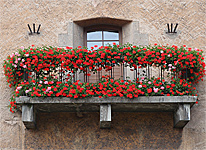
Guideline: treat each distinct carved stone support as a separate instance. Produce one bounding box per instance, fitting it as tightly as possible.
[100,104,111,128]
[174,104,190,128]
[22,105,36,129]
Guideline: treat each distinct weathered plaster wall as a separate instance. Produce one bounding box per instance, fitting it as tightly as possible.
[0,0,205,149]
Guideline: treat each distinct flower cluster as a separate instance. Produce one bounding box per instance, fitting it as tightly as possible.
[3,44,205,112]
[14,76,196,99]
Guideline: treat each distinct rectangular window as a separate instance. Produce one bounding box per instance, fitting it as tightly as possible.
[83,25,122,83]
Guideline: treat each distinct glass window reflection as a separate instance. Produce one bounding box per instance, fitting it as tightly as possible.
[103,31,119,40]
[87,31,102,40]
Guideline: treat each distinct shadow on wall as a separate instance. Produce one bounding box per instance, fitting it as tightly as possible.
[25,112,182,149]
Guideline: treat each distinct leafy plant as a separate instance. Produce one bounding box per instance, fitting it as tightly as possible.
[3,44,205,113]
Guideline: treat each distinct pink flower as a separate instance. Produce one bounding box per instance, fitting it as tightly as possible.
[20,46,24,49]
[47,87,51,91]
[23,65,27,68]
[160,86,164,90]
[153,87,159,93]
[16,86,22,90]
[25,90,30,93]
[10,53,15,57]
[148,81,151,84]
[138,85,142,88]
[44,81,48,84]
[22,59,25,62]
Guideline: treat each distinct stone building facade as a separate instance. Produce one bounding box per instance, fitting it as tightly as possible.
[0,0,205,149]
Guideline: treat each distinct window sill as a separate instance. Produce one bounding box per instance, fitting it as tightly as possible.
[16,96,197,129]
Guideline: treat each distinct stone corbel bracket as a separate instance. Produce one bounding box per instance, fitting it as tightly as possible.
[16,96,197,129]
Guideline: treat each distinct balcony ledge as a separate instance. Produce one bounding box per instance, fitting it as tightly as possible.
[16,96,197,129]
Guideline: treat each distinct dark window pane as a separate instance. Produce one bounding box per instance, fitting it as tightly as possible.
[87,31,102,40]
[103,31,119,40]
[87,42,103,50]
[104,41,119,46]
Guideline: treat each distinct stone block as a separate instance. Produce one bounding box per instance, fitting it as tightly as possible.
[100,104,111,128]
[174,104,190,128]
[22,105,36,129]
[73,23,84,48]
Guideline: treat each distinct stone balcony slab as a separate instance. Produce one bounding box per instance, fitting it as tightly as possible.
[16,96,197,129]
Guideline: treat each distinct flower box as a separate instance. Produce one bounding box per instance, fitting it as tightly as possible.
[3,44,204,129]
[16,96,197,129]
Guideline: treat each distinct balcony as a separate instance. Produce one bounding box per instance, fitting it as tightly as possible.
[3,44,205,129]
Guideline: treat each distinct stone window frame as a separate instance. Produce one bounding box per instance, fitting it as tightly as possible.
[58,17,149,48]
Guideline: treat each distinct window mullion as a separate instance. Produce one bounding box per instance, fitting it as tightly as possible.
[102,30,104,46]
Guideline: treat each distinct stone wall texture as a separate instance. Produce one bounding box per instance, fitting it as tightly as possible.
[0,0,206,149]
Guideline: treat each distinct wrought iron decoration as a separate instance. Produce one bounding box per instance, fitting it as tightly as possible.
[166,23,178,33]
[28,24,41,35]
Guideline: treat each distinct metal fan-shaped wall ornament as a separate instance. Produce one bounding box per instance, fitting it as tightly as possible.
[166,23,178,34]
[28,24,41,35]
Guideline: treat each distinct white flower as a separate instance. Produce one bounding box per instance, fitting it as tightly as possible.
[16,86,22,90]
[25,90,30,93]
[168,64,172,67]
